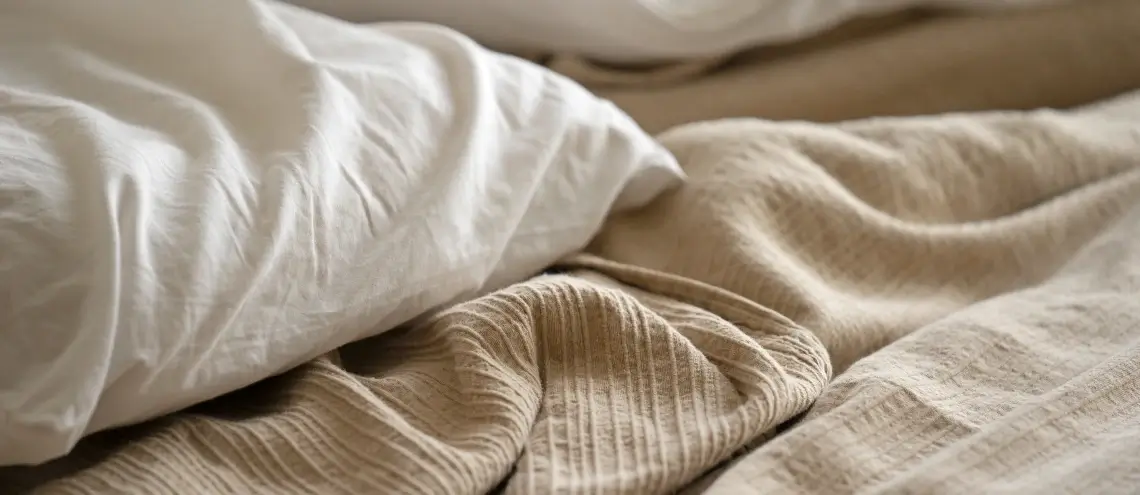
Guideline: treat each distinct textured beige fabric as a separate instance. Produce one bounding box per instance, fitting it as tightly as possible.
[702,206,1140,494]
[691,96,1140,495]
[597,107,1140,493]
[5,98,1140,493]
[558,0,1140,133]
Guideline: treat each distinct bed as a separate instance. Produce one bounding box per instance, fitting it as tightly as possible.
[559,0,1140,133]
[2,0,1140,494]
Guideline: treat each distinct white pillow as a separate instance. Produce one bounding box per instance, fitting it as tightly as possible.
[0,0,681,466]
[285,0,1068,62]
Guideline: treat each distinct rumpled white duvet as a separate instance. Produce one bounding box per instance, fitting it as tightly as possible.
[0,0,681,466]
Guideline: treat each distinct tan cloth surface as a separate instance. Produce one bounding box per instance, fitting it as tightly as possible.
[601,107,1140,494]
[702,201,1140,494]
[556,0,1140,133]
[6,90,1140,493]
[690,95,1140,494]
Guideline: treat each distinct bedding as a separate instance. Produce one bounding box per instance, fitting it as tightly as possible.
[6,89,1140,493]
[700,203,1140,494]
[285,0,1064,62]
[697,98,1140,495]
[560,0,1140,133]
[0,0,680,466]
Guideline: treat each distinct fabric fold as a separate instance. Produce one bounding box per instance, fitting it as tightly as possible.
[7,92,1140,494]
[704,200,1140,494]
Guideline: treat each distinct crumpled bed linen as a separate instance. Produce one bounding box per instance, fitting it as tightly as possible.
[0,0,679,466]
[6,88,1140,494]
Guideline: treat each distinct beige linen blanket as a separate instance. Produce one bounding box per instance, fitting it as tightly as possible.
[554,0,1140,133]
[6,95,1140,493]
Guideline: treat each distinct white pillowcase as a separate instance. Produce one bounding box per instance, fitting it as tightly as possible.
[286,0,1067,62]
[0,0,681,466]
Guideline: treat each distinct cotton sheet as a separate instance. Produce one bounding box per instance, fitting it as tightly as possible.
[0,0,679,466]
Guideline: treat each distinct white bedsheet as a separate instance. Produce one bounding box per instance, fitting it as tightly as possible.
[0,0,680,466]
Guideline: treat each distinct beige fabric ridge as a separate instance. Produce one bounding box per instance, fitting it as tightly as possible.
[5,90,1140,493]
[703,187,1140,494]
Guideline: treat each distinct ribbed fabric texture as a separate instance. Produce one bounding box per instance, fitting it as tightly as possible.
[4,266,831,494]
[706,230,1140,494]
[5,95,1140,494]
[590,106,1140,493]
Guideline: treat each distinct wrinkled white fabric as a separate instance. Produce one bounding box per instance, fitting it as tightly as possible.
[0,0,681,466]
[287,0,1068,62]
